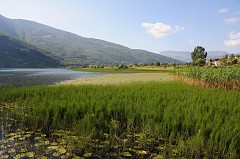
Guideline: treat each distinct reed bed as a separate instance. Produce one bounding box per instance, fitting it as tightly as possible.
[0,81,239,158]
[173,66,240,90]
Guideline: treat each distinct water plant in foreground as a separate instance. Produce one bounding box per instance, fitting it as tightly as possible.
[0,81,239,158]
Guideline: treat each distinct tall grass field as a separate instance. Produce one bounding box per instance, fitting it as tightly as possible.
[0,81,239,158]
[173,66,240,90]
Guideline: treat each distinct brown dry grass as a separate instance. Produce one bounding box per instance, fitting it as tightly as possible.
[174,75,240,91]
[59,73,173,85]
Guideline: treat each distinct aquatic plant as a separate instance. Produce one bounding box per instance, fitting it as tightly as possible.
[0,81,239,158]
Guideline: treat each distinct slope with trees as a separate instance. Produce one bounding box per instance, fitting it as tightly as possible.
[0,34,59,68]
[0,15,182,66]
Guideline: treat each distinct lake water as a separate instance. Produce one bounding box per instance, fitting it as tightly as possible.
[0,68,104,87]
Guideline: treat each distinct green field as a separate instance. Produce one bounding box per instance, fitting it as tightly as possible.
[1,80,239,158]
[173,66,240,90]
[70,67,172,73]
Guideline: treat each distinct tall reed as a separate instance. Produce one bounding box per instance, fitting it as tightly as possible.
[173,66,240,90]
[0,81,239,158]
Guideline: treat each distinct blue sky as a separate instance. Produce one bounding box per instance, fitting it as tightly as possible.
[0,0,240,53]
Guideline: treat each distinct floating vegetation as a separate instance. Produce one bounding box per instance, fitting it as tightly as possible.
[59,73,173,85]
[0,129,83,158]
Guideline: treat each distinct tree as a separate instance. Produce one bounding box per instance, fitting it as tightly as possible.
[196,58,205,66]
[155,61,160,66]
[229,53,235,59]
[118,64,128,69]
[231,58,238,65]
[191,46,207,66]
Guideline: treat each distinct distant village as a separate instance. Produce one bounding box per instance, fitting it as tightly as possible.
[206,53,240,66]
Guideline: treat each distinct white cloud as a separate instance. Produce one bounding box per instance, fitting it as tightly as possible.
[224,32,240,46]
[218,8,229,13]
[142,22,183,38]
[224,17,240,23]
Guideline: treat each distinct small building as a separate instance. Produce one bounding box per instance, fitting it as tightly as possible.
[214,60,222,66]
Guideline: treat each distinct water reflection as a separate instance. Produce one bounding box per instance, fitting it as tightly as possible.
[0,68,104,87]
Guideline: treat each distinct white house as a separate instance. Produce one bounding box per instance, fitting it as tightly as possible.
[214,61,222,66]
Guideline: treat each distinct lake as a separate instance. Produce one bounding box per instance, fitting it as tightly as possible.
[0,68,104,87]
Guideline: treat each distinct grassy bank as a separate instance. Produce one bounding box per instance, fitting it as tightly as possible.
[1,81,239,158]
[70,67,173,73]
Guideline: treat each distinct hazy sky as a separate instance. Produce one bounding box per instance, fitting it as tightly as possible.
[0,0,240,53]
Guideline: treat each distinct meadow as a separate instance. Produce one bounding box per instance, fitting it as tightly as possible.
[0,78,239,158]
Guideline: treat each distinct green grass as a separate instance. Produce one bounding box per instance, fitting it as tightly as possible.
[1,81,239,158]
[173,66,240,90]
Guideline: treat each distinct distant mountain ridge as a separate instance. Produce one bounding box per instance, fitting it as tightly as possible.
[0,34,59,68]
[0,15,183,66]
[159,50,229,62]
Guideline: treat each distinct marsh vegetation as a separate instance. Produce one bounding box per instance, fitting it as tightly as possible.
[174,66,240,90]
[0,77,239,158]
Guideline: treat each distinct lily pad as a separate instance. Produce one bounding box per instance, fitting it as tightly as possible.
[1,155,9,159]
[15,153,26,158]
[26,151,35,157]
[51,142,58,146]
[19,137,25,141]
[20,148,27,153]
[70,136,79,140]
[34,136,42,140]
[123,152,132,157]
[138,150,148,155]
[53,152,60,157]
[134,133,143,137]
[47,145,59,150]
[83,153,92,157]
[8,137,15,141]
[8,148,16,153]
[44,140,50,145]
[58,138,67,145]
[34,143,43,147]
[57,147,67,154]
[72,156,82,159]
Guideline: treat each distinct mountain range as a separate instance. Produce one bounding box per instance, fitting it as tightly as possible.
[0,33,58,68]
[0,15,183,67]
[159,50,229,62]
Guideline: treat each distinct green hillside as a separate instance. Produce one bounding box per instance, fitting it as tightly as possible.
[0,34,59,68]
[0,15,183,66]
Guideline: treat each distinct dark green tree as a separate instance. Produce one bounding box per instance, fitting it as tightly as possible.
[118,64,128,69]
[191,46,207,66]
[155,61,160,66]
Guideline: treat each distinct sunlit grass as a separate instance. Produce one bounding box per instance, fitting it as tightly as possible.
[0,81,239,158]
[173,66,240,90]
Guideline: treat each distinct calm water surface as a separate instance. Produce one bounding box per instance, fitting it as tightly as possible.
[0,68,104,87]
